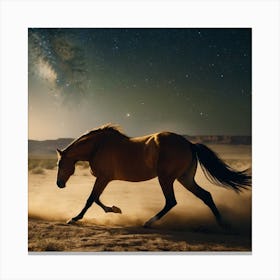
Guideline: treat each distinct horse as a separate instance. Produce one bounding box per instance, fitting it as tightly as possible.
[56,124,251,227]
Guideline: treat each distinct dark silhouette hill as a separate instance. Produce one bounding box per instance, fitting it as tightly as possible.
[28,136,251,157]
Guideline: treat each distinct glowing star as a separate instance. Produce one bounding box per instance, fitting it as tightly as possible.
[126,113,131,117]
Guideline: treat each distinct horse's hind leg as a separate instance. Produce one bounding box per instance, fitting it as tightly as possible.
[178,174,223,226]
[144,176,177,228]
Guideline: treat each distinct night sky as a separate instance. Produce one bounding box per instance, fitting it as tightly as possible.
[28,28,251,140]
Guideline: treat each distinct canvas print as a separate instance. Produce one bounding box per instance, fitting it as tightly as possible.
[28,28,252,252]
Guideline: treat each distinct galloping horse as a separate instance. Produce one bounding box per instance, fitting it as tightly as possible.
[56,124,251,227]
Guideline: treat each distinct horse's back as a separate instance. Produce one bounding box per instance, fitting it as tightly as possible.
[133,131,194,177]
[91,133,159,181]
[89,131,193,182]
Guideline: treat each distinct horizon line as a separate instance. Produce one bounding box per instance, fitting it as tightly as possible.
[28,134,252,141]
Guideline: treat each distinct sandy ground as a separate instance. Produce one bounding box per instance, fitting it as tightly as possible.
[28,145,252,252]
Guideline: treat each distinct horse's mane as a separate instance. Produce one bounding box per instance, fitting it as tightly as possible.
[99,123,126,135]
[63,124,128,152]
[91,123,128,138]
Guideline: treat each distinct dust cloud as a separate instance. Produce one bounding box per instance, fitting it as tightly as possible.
[28,145,251,234]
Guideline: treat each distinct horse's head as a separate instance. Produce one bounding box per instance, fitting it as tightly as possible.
[56,149,75,188]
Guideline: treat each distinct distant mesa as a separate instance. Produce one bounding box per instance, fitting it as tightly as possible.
[28,135,251,157]
[28,138,73,157]
[185,135,251,145]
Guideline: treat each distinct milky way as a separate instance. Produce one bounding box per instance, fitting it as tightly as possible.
[28,28,251,139]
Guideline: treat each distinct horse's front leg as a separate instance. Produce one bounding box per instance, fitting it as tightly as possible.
[67,177,109,224]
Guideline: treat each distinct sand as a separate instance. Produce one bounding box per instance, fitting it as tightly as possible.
[28,145,252,252]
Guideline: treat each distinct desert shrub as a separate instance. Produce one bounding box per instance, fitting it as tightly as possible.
[76,161,89,169]
[28,159,39,170]
[30,167,45,175]
[40,159,57,170]
[28,158,57,170]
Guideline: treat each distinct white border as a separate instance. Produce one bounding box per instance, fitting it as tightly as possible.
[1,0,279,279]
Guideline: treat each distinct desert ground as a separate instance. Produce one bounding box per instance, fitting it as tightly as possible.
[28,144,251,252]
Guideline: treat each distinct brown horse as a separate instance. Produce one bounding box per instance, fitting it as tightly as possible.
[56,124,251,227]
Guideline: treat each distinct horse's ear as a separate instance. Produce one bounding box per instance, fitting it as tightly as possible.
[56,149,62,156]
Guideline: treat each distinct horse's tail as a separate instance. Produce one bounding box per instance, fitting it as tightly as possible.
[192,143,251,192]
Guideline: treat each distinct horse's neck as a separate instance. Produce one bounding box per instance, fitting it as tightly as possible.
[67,131,126,161]
[67,137,98,161]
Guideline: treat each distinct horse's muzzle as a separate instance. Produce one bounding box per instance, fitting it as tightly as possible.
[57,180,65,188]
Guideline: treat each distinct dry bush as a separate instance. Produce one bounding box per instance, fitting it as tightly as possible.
[28,159,38,170]
[30,167,46,175]
[29,158,89,171]
[76,161,89,169]
[41,159,57,170]
[29,158,57,171]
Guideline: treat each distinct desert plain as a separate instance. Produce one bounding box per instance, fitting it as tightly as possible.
[28,144,251,252]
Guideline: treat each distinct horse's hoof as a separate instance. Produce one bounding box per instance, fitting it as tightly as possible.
[219,219,232,231]
[143,222,152,228]
[66,218,76,225]
[112,206,122,214]
[143,217,157,228]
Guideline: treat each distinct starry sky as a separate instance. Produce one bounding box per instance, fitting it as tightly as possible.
[28,28,251,140]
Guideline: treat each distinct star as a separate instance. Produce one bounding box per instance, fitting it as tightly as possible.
[28,28,251,139]
[199,111,209,118]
